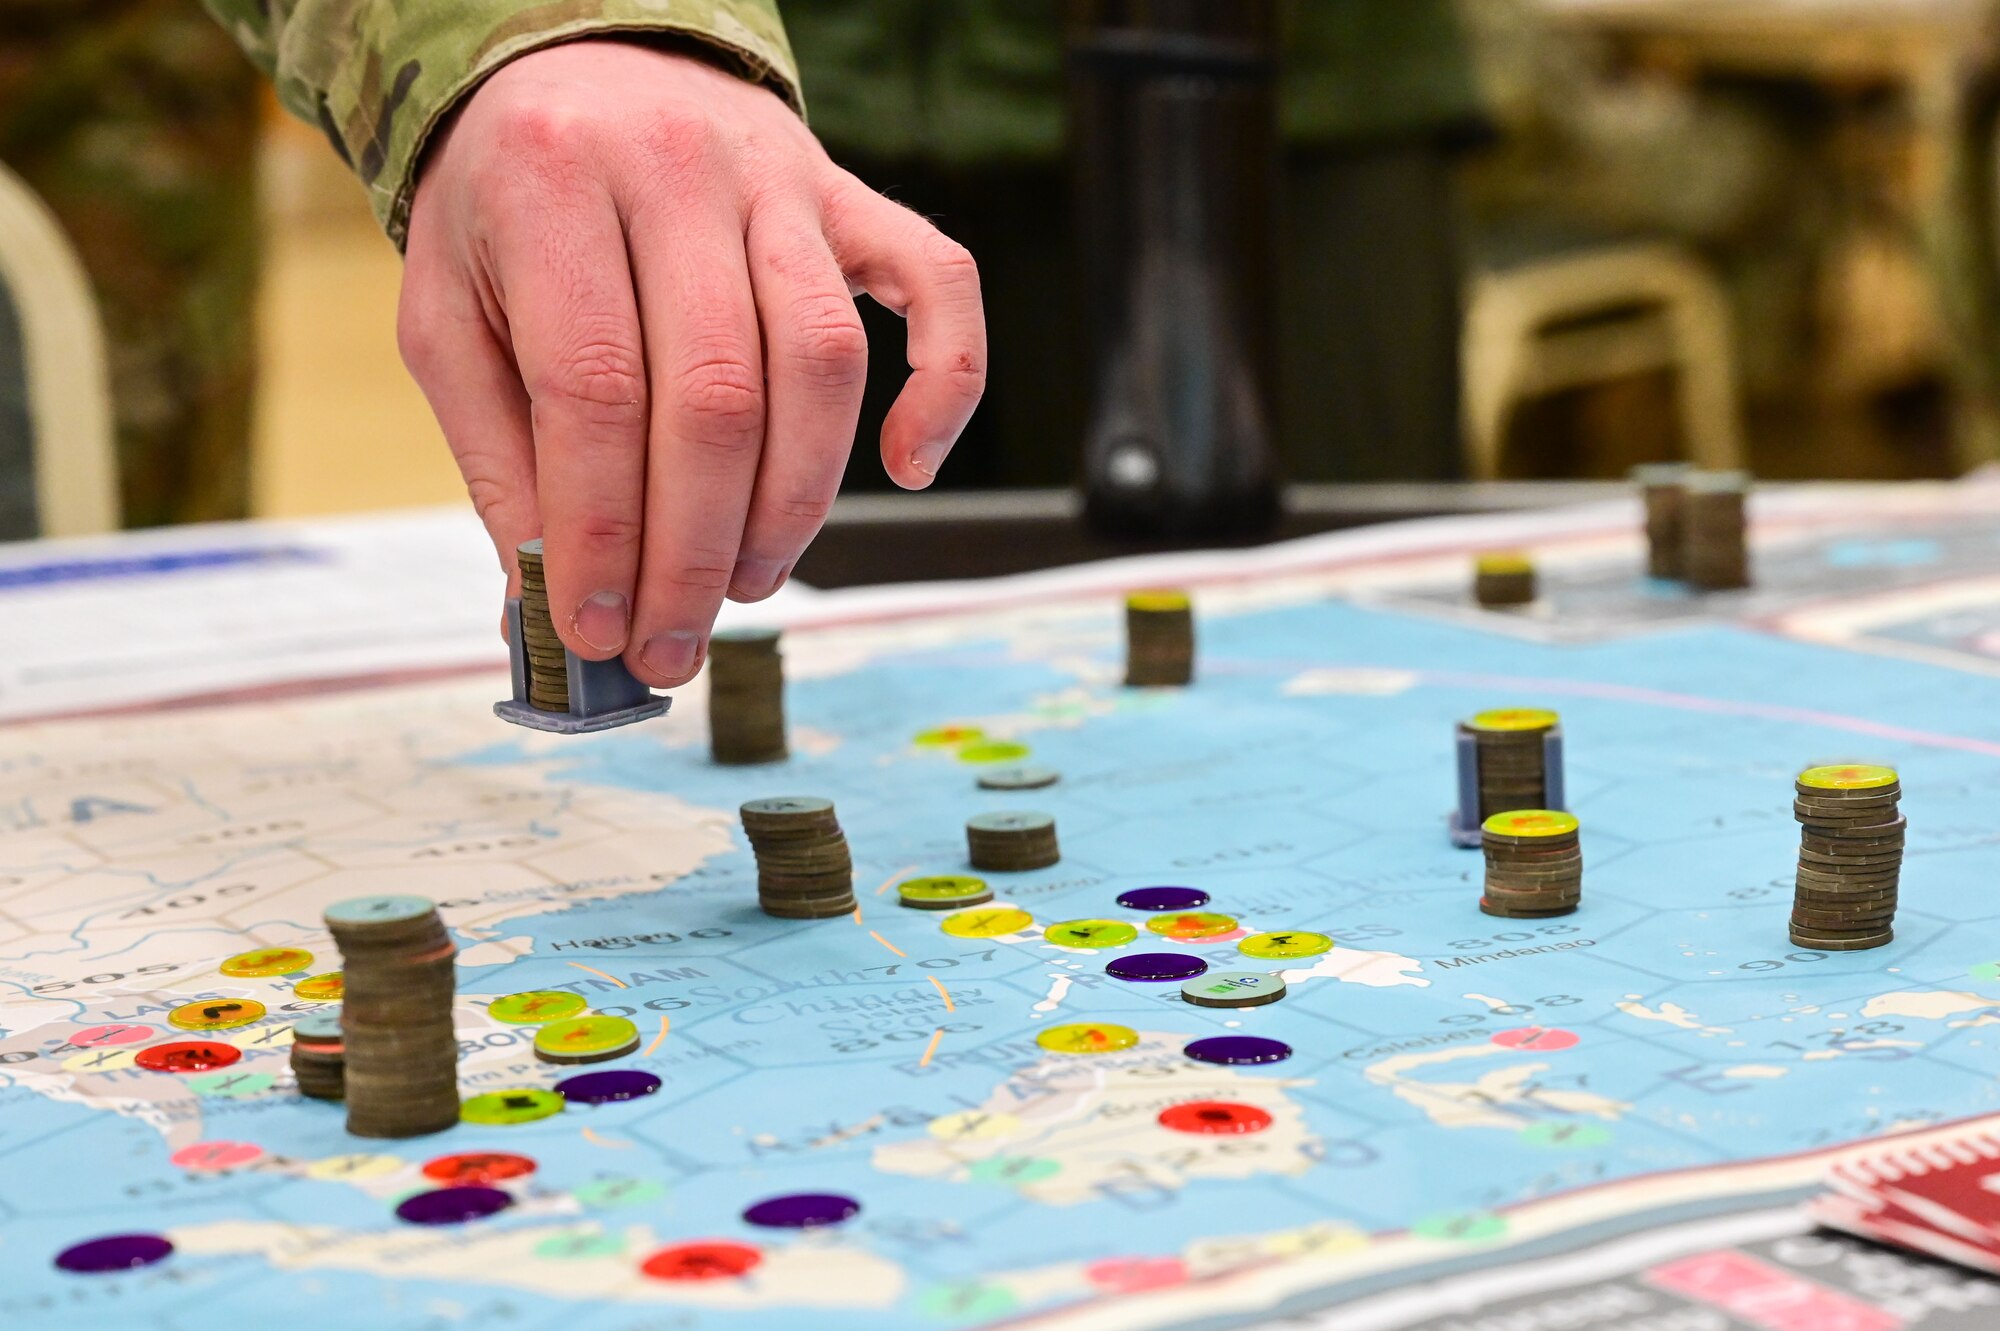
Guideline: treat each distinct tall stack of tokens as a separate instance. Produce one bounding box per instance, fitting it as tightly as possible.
[708,629,787,765]
[289,1011,345,1101]
[1125,590,1195,686]
[1472,552,1536,608]
[1632,462,1691,580]
[741,797,855,918]
[323,895,460,1138]
[1461,708,1558,820]
[1480,810,1583,918]
[516,539,570,713]
[1791,764,1903,951]
[966,811,1061,871]
[1682,470,1752,590]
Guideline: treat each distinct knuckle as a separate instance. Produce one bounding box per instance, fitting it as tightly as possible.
[919,230,980,284]
[637,105,721,182]
[530,338,648,422]
[661,559,736,596]
[570,512,644,549]
[674,355,764,440]
[493,103,589,165]
[787,298,868,388]
[769,492,836,524]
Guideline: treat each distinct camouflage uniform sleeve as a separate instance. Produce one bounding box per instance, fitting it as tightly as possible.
[200,0,801,249]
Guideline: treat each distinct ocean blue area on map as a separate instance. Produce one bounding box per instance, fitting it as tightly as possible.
[13,596,2000,1330]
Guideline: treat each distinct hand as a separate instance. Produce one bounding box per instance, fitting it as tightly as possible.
[398,41,986,686]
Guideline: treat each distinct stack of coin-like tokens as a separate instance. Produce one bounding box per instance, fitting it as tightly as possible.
[516,538,570,713]
[966,811,1060,872]
[708,628,787,765]
[1480,810,1583,918]
[1472,552,1536,608]
[1632,462,1691,581]
[742,797,855,918]
[323,894,460,1137]
[1461,708,1558,820]
[289,1011,345,1101]
[1125,590,1195,686]
[1682,470,1751,590]
[1791,764,1903,951]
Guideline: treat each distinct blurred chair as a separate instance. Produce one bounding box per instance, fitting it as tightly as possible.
[0,159,117,539]
[1463,241,1746,479]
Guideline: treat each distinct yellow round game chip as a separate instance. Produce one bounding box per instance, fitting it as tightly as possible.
[1145,911,1239,941]
[1481,810,1580,839]
[1042,919,1138,950]
[915,725,986,749]
[293,972,344,1001]
[1474,552,1532,576]
[489,991,589,1025]
[533,1015,640,1060]
[168,998,267,1032]
[1467,709,1559,733]
[1035,1023,1140,1055]
[220,947,313,978]
[1126,590,1191,613]
[1798,764,1898,791]
[1238,932,1334,960]
[461,1088,565,1126]
[957,741,1031,765]
[941,907,1033,939]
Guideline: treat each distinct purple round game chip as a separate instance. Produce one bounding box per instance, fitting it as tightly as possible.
[741,1192,861,1229]
[395,1186,515,1225]
[54,1233,174,1274]
[1116,886,1209,913]
[1184,1035,1293,1066]
[556,1069,663,1104]
[1107,952,1209,983]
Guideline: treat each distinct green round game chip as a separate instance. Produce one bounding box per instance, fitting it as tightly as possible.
[1042,919,1138,950]
[574,1176,668,1208]
[534,1231,629,1260]
[461,1088,566,1126]
[957,741,1031,765]
[1238,931,1334,960]
[919,1284,1019,1321]
[1520,1121,1611,1150]
[1412,1211,1508,1243]
[967,1156,1061,1186]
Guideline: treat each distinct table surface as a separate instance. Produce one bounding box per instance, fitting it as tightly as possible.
[7,481,2000,1329]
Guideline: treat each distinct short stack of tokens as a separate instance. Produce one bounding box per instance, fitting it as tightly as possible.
[966,811,1060,872]
[1472,552,1536,608]
[323,895,460,1138]
[1632,462,1691,581]
[1125,589,1195,687]
[516,538,570,713]
[1791,764,1903,951]
[707,628,787,765]
[741,797,855,919]
[1462,708,1558,820]
[289,1011,345,1101]
[1480,810,1583,918]
[1682,470,1752,591]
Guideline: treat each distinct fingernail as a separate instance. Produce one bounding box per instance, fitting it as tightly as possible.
[731,558,788,601]
[640,630,702,682]
[909,441,953,478]
[571,591,630,653]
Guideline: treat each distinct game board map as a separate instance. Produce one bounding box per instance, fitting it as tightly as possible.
[15,477,2000,1329]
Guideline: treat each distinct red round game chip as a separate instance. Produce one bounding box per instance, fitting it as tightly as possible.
[1157,1101,1273,1135]
[1490,1026,1579,1053]
[420,1152,537,1186]
[640,1241,763,1281]
[135,1041,242,1074]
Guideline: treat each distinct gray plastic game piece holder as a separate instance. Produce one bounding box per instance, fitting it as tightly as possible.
[1448,727,1565,849]
[493,597,671,734]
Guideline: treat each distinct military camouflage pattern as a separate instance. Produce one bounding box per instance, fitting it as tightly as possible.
[201,0,801,248]
[0,1,262,527]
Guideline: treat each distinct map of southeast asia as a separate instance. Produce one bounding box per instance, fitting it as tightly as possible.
[12,483,2000,1330]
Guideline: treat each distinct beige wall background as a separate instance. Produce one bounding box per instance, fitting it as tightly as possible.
[252,117,463,518]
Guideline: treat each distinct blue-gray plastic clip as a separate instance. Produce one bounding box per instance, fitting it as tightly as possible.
[1449,726,1565,848]
[493,598,671,734]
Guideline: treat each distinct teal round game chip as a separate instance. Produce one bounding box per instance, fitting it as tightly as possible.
[324,894,436,926]
[977,766,1061,791]
[290,1011,343,1044]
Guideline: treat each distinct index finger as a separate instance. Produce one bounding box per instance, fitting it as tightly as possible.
[822,175,987,488]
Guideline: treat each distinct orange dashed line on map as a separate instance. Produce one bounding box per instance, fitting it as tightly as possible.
[581,1128,632,1150]
[869,931,906,958]
[646,1016,670,1055]
[565,962,626,988]
[853,903,864,926]
[928,976,956,1012]
[919,1028,944,1067]
[875,865,918,897]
